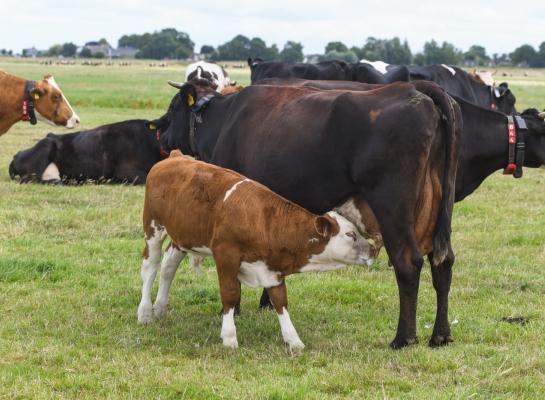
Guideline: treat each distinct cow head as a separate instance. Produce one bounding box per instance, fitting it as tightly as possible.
[306,212,374,268]
[157,78,218,154]
[32,75,80,128]
[520,108,545,167]
[9,133,61,183]
[493,82,517,115]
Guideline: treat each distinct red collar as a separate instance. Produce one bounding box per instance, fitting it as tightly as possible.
[21,80,37,124]
[155,129,170,158]
[503,115,527,178]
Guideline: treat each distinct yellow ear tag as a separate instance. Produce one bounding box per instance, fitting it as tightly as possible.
[34,93,40,100]
[187,93,195,107]
[149,123,156,130]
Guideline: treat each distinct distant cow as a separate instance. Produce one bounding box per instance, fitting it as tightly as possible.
[138,150,374,349]
[8,120,166,184]
[248,58,350,83]
[185,61,232,92]
[0,71,80,136]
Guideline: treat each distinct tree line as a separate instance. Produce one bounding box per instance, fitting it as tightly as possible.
[7,28,545,67]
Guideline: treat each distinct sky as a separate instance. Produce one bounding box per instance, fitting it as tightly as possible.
[1,0,544,56]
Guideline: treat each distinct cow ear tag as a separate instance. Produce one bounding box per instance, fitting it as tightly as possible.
[187,93,195,107]
[149,123,156,130]
[34,93,40,100]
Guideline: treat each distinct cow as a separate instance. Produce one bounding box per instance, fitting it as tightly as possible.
[138,150,375,349]
[249,59,516,114]
[0,70,80,136]
[8,119,166,184]
[152,78,461,348]
[185,61,233,92]
[248,58,350,83]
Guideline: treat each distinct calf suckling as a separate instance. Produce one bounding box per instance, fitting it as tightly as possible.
[137,150,374,350]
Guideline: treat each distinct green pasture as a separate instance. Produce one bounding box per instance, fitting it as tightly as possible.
[0,59,544,399]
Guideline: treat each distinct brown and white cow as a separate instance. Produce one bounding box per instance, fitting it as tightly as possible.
[0,70,80,136]
[137,150,374,350]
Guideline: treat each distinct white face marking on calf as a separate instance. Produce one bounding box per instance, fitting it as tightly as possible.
[360,59,389,75]
[277,307,305,350]
[46,77,80,128]
[221,308,238,348]
[223,178,251,202]
[301,211,374,272]
[237,261,281,288]
[41,162,60,181]
[441,64,456,76]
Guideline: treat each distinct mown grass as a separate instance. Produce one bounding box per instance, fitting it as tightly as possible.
[0,59,544,399]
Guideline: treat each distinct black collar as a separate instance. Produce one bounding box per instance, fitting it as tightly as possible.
[188,93,217,159]
[503,115,527,178]
[21,81,37,125]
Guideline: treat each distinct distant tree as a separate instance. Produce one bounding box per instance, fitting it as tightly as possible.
[0,49,6,56]
[47,44,63,57]
[249,37,278,60]
[510,44,538,67]
[323,50,358,63]
[356,37,412,64]
[200,45,215,54]
[94,51,105,59]
[98,38,109,46]
[217,35,251,60]
[536,42,545,67]
[325,41,348,54]
[61,42,77,57]
[79,48,92,58]
[421,40,462,65]
[464,45,489,66]
[134,28,194,59]
[350,45,364,60]
[118,33,152,49]
[279,41,304,63]
[413,53,425,65]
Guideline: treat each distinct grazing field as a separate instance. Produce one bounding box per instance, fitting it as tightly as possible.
[0,58,544,399]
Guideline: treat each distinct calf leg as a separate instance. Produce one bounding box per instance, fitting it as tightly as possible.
[267,281,304,350]
[215,253,242,348]
[154,243,186,318]
[259,289,274,310]
[428,246,455,347]
[137,224,165,324]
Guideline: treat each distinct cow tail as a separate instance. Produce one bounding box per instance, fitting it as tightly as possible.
[413,81,461,265]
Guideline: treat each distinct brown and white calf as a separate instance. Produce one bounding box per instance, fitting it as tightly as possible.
[0,70,80,136]
[137,151,374,350]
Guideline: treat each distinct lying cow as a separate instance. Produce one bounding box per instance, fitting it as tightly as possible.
[138,150,374,350]
[0,71,80,136]
[9,119,166,184]
[185,61,233,92]
[248,58,350,82]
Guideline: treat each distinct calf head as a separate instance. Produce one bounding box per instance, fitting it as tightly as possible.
[32,75,80,128]
[306,211,374,269]
[521,108,545,167]
[9,134,60,183]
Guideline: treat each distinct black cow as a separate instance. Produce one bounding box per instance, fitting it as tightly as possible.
[9,120,166,184]
[250,59,516,114]
[153,78,461,348]
[248,58,350,83]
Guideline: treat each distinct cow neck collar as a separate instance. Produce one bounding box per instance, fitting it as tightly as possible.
[188,93,217,160]
[21,80,38,125]
[503,115,527,178]
[154,128,170,158]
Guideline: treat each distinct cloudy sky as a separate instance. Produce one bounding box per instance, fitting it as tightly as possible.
[1,0,543,55]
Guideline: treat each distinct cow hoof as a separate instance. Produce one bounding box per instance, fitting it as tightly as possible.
[389,336,418,349]
[153,302,168,318]
[429,334,453,347]
[222,335,239,349]
[286,339,305,351]
[137,304,153,324]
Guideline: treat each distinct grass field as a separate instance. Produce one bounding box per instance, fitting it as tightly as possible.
[0,58,544,399]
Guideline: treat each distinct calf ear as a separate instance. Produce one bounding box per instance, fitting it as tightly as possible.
[314,216,333,238]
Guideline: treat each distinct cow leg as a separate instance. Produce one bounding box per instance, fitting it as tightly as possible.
[367,199,423,349]
[215,253,242,348]
[154,243,186,318]
[267,281,304,350]
[259,289,274,310]
[428,246,455,347]
[137,225,165,324]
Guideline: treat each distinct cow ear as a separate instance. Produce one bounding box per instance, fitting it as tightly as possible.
[31,87,44,100]
[180,84,198,108]
[314,216,333,238]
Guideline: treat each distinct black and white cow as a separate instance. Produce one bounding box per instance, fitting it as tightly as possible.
[185,61,233,92]
[9,119,167,184]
